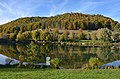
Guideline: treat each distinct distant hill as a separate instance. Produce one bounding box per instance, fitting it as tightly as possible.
[0,13,119,33]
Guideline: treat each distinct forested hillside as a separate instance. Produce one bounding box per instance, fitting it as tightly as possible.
[0,13,119,42]
[0,13,120,34]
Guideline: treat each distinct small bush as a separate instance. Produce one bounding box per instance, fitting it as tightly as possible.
[89,57,100,69]
[50,58,60,69]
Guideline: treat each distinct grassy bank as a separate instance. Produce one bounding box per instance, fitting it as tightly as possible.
[0,68,120,79]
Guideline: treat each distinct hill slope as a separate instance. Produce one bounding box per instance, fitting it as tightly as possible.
[0,13,119,34]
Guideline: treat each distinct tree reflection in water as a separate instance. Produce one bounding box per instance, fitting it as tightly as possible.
[0,42,120,69]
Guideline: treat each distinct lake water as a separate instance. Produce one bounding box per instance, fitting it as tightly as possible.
[0,43,120,69]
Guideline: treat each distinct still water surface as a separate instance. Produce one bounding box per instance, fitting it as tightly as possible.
[0,43,120,68]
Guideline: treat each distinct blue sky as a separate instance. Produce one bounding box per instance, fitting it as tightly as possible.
[0,0,120,25]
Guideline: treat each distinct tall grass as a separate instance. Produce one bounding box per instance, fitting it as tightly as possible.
[0,68,120,79]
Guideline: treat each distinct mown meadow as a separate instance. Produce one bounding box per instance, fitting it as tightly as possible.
[0,68,120,79]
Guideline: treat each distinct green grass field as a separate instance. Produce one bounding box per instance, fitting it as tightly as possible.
[0,68,120,79]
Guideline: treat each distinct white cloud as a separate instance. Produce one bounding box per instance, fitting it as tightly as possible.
[0,0,59,24]
[0,0,120,24]
[106,2,120,21]
[77,1,105,12]
[49,0,68,16]
[73,0,120,22]
[0,1,32,25]
[0,0,54,25]
[49,0,105,16]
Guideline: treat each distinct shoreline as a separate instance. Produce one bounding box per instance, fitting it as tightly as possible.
[0,40,119,47]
